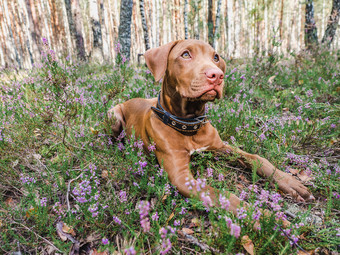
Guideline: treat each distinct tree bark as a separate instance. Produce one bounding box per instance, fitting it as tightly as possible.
[321,0,340,47]
[184,0,188,39]
[89,0,103,63]
[213,0,222,49]
[118,0,133,60]
[140,0,150,51]
[305,0,318,49]
[208,0,213,46]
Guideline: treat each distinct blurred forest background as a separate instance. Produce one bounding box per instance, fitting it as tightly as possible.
[0,0,339,69]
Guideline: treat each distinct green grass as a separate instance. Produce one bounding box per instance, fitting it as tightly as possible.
[0,43,339,254]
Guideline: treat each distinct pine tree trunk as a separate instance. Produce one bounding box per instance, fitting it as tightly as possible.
[305,0,318,49]
[321,0,340,47]
[89,0,103,63]
[118,0,133,60]
[184,0,188,39]
[213,0,222,49]
[140,0,150,51]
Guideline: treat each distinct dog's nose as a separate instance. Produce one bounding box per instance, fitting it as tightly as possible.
[205,68,224,84]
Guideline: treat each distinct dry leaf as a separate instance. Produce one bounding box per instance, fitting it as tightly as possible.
[182,228,194,235]
[241,235,255,255]
[239,174,250,184]
[162,194,168,204]
[166,212,175,224]
[282,108,289,112]
[89,249,109,255]
[25,207,38,218]
[90,127,99,135]
[297,250,313,255]
[189,218,199,228]
[101,170,108,179]
[268,75,276,84]
[62,222,76,236]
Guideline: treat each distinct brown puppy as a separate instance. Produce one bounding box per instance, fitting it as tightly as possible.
[108,39,314,215]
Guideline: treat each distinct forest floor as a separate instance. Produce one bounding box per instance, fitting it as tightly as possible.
[0,44,339,254]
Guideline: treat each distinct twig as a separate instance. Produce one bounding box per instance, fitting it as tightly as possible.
[276,224,309,255]
[12,221,62,252]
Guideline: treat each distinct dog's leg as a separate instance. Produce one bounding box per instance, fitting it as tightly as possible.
[215,144,314,202]
[106,104,126,138]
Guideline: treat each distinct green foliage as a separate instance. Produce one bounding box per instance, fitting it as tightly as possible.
[0,41,339,254]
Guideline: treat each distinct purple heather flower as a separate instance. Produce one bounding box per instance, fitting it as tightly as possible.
[230,223,241,238]
[138,201,151,232]
[113,216,121,225]
[119,191,128,202]
[206,167,213,177]
[152,212,159,221]
[40,197,47,207]
[174,220,180,226]
[124,246,136,255]
[102,238,109,245]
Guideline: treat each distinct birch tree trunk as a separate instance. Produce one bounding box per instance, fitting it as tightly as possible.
[118,0,133,60]
[139,0,150,51]
[321,0,340,47]
[208,0,213,46]
[89,0,103,63]
[213,0,222,49]
[184,0,188,39]
[305,0,318,49]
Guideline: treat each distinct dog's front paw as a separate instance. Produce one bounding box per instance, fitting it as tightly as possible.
[275,172,315,202]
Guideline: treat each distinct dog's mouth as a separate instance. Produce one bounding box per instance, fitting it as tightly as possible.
[185,89,219,101]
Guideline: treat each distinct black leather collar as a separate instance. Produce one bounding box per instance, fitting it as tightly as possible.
[151,93,208,136]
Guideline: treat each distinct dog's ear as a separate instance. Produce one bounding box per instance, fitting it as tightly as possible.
[144,41,179,82]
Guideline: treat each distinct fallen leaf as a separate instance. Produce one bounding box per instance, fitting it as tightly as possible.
[241,235,254,255]
[268,75,276,84]
[90,127,99,135]
[165,212,175,224]
[239,174,250,184]
[282,108,289,112]
[297,250,313,255]
[162,194,168,204]
[182,228,194,235]
[101,170,108,179]
[189,218,199,228]
[25,207,38,218]
[62,222,76,236]
[89,249,109,255]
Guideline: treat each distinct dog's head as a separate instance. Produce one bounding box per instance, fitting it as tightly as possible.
[145,39,226,101]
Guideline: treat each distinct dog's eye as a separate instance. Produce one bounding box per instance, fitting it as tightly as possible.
[213,54,219,62]
[181,51,191,59]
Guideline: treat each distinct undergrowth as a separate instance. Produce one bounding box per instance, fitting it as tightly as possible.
[0,40,339,254]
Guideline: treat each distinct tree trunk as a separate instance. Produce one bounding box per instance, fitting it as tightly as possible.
[118,0,133,60]
[305,0,318,49]
[184,0,188,39]
[213,0,222,49]
[89,0,103,63]
[140,0,150,51]
[321,0,340,47]
[208,0,214,46]
[64,0,85,61]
